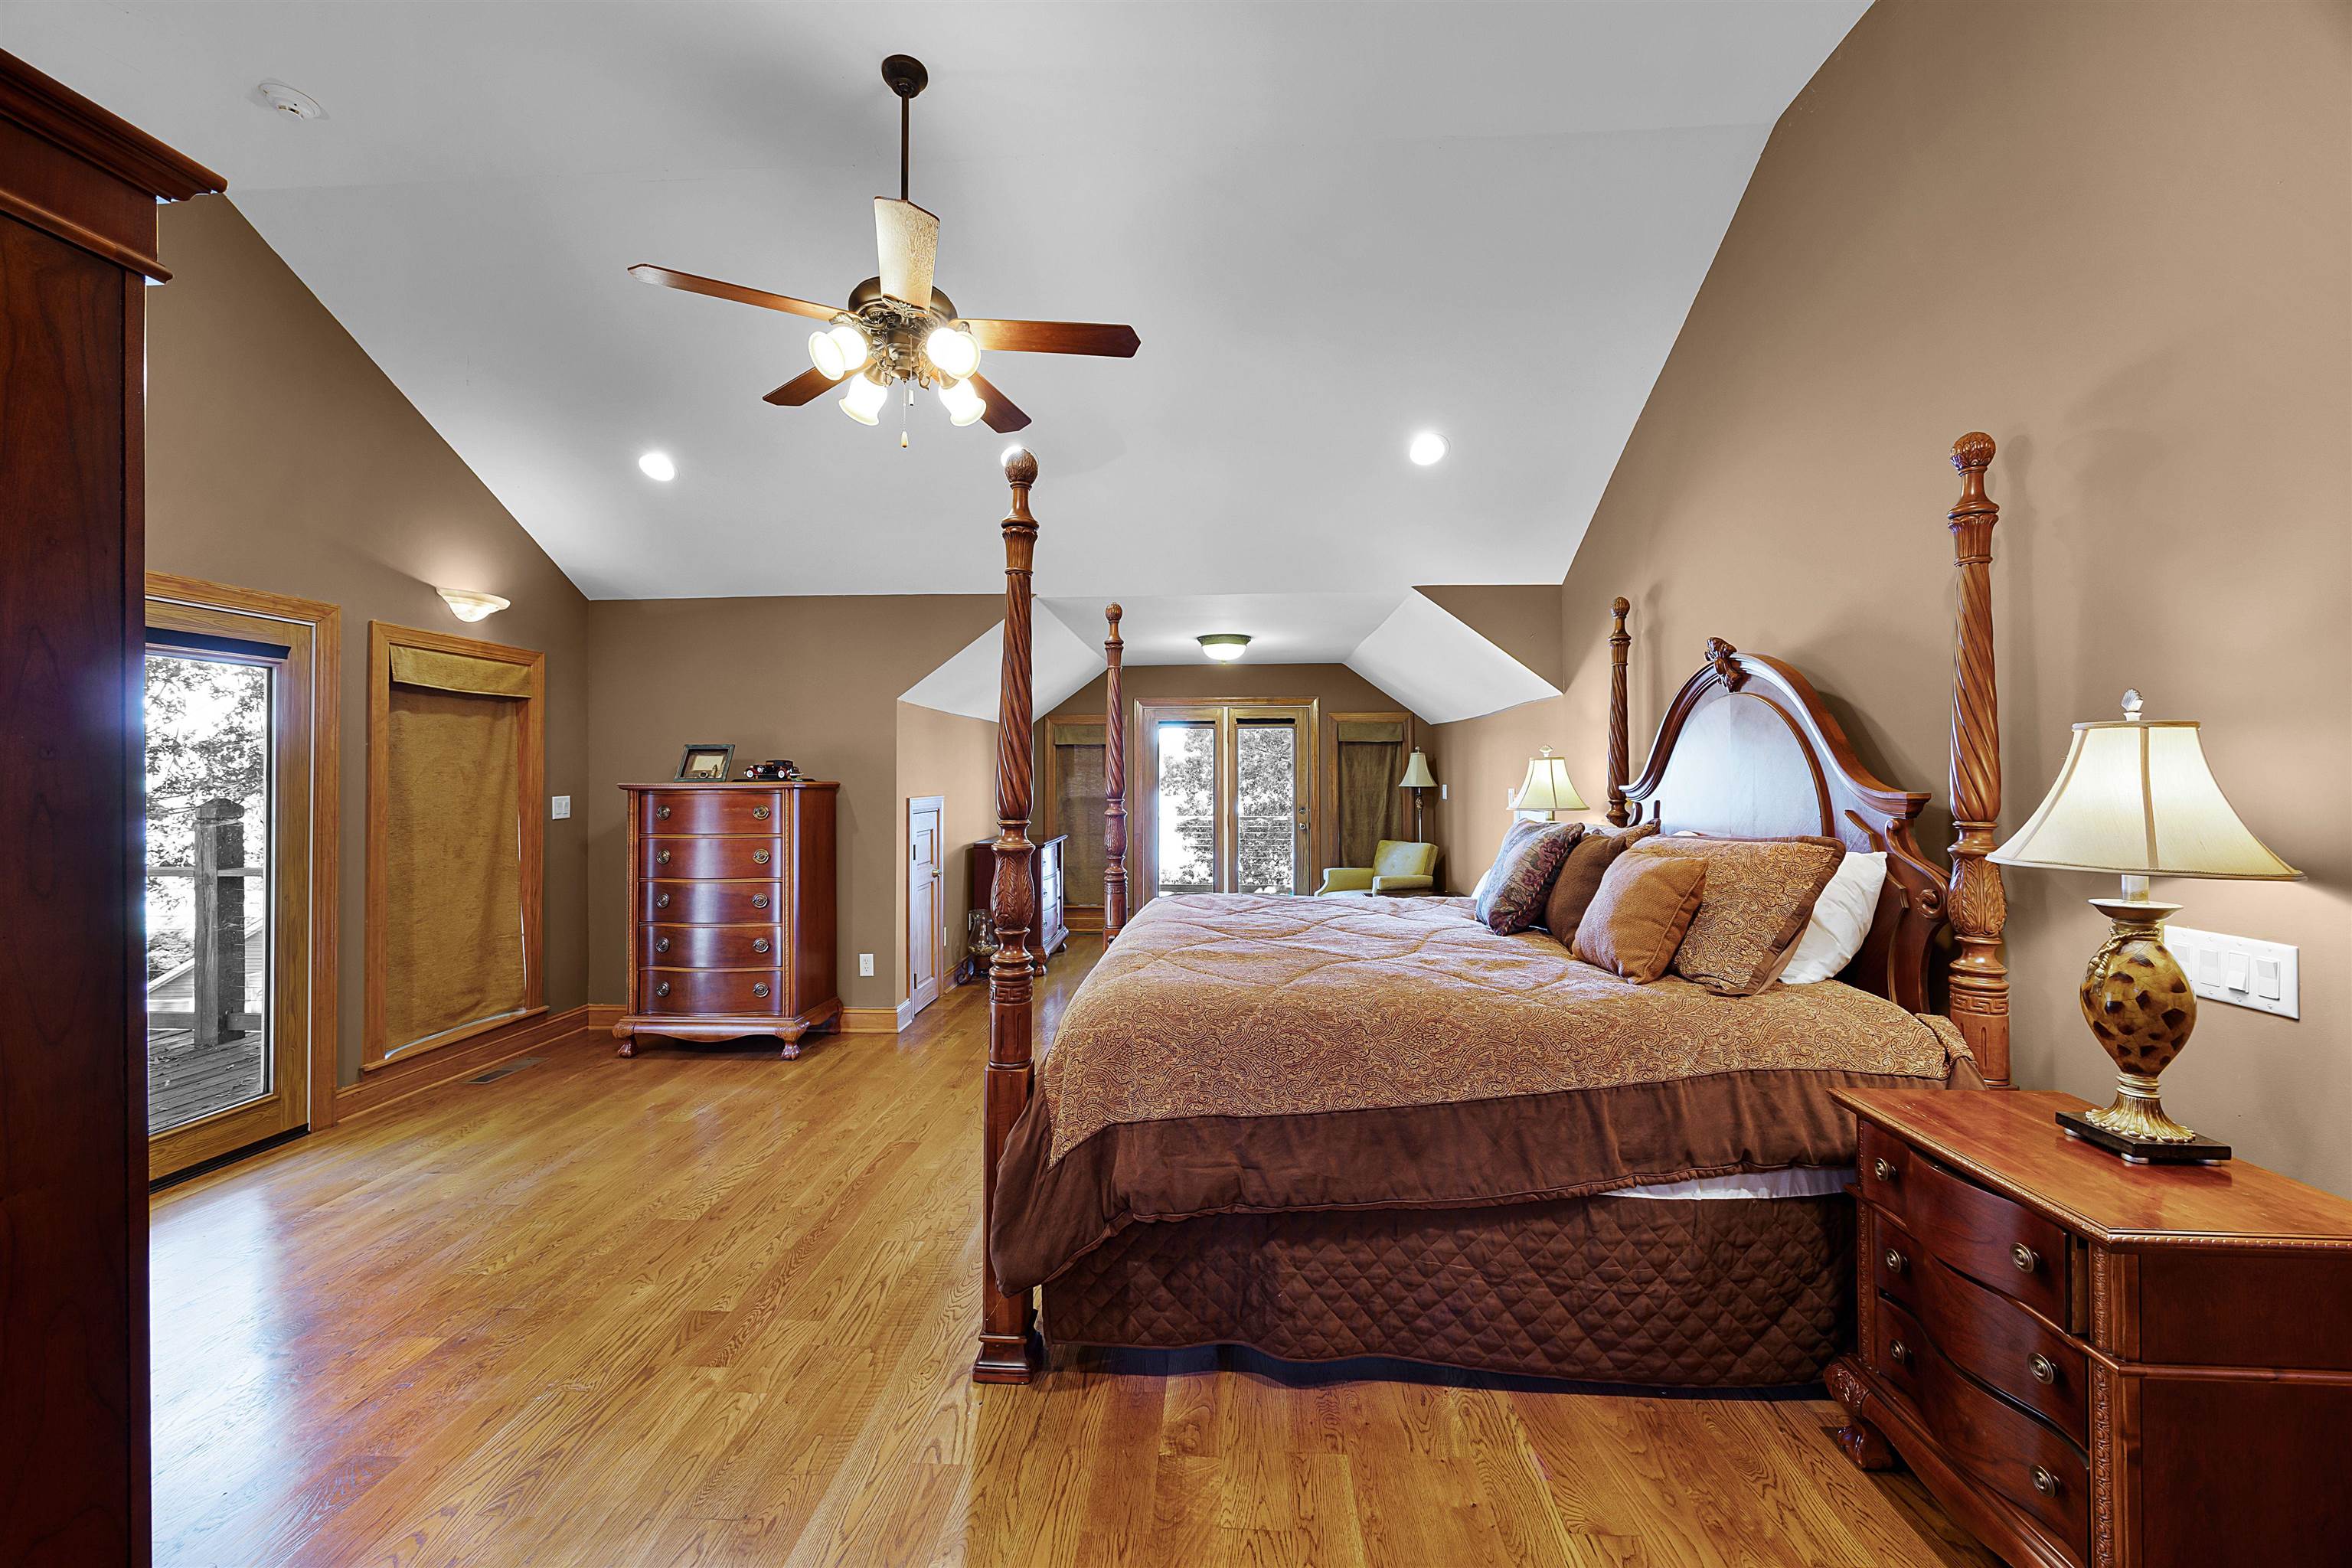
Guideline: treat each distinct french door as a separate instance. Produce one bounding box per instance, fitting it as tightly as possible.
[1135,701,1316,906]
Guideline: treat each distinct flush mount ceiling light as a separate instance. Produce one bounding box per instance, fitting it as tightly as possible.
[1408,431,1449,466]
[637,451,677,481]
[436,588,510,623]
[1197,634,1252,662]
[629,54,1139,441]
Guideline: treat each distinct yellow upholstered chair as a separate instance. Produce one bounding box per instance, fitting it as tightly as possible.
[1315,839,1439,896]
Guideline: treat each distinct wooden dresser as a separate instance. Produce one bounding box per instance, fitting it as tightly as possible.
[1831,1088,2352,1568]
[969,832,1070,975]
[614,781,840,1058]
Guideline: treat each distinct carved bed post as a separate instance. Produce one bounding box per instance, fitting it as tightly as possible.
[1945,433,2011,1089]
[1605,596,1632,826]
[1102,603,1129,942]
[977,447,1043,1383]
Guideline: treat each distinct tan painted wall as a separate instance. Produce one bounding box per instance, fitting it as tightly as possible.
[895,702,1001,1001]
[1451,2,2352,1191]
[146,196,596,1086]
[582,596,1001,1011]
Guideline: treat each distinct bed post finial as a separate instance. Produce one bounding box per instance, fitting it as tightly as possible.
[1945,433,2011,1088]
[1102,603,1129,942]
[1606,597,1632,827]
[978,449,1043,1383]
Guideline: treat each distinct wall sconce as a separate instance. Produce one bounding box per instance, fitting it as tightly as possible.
[436,588,510,623]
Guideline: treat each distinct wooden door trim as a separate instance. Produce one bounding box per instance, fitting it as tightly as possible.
[143,576,341,1168]
[1037,716,1106,919]
[1318,708,1416,881]
[1132,697,1320,906]
[364,621,546,1071]
[906,794,945,1013]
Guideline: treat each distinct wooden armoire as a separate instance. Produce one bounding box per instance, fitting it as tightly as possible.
[0,49,224,1566]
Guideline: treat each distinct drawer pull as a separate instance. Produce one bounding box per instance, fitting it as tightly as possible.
[2029,1352,2056,1385]
[655,982,671,998]
[751,982,769,998]
[1883,1247,1906,1276]
[752,893,770,910]
[753,805,770,820]
[657,849,672,865]
[753,848,771,865]
[656,804,671,820]
[1873,1157,1896,1183]
[2030,1465,2058,1498]
[1888,1339,1909,1365]
[655,893,671,909]
[752,938,770,954]
[2012,1243,2040,1273]
[655,937,671,954]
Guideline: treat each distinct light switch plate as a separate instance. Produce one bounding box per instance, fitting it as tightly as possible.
[858,952,875,978]
[2164,924,2298,1019]
[550,795,571,820]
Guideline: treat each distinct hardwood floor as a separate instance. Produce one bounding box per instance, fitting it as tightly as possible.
[151,937,1995,1568]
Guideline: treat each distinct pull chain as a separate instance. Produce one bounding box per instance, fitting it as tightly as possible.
[901,382,913,449]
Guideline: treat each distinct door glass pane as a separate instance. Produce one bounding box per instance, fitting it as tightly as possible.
[1234,720,1298,895]
[144,651,273,1135]
[1155,720,1216,897]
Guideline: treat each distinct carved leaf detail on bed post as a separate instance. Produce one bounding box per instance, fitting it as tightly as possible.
[1102,603,1128,942]
[1945,432,2011,1089]
[977,446,1043,1383]
[1606,597,1632,827]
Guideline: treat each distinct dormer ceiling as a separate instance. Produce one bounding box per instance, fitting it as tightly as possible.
[9,2,1864,603]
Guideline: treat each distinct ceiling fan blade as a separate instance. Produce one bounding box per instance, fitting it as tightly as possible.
[873,198,939,310]
[968,371,1031,433]
[763,367,840,407]
[961,318,1139,358]
[630,265,840,322]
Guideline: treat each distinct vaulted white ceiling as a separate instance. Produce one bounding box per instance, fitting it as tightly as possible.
[8,1,1863,603]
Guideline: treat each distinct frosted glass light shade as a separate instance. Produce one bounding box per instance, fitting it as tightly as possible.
[1991,715,2299,880]
[839,373,888,425]
[926,325,979,379]
[1511,746,1585,814]
[1197,634,1250,662]
[436,588,509,623]
[1397,750,1438,789]
[937,377,987,426]
[808,324,869,380]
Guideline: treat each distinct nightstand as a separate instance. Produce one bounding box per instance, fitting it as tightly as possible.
[1830,1088,2352,1568]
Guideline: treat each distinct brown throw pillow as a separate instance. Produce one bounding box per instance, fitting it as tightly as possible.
[1571,854,1707,982]
[1543,820,1658,944]
[1475,820,1579,934]
[1623,834,1847,995]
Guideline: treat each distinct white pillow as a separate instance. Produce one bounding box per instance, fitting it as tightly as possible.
[1779,851,1887,985]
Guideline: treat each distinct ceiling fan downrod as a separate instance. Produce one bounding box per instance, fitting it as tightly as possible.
[882,54,928,204]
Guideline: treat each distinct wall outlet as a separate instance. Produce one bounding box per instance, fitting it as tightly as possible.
[858,952,875,978]
[549,795,571,820]
[2164,924,2298,1020]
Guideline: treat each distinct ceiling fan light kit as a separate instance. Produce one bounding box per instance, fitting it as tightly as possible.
[631,54,1138,439]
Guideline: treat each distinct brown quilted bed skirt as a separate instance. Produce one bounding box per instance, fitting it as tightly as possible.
[1041,1193,1855,1387]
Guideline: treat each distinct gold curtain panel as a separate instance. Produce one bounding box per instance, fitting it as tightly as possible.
[388,643,535,699]
[381,684,527,1057]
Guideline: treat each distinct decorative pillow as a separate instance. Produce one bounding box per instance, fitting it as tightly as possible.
[1474,820,1579,934]
[1780,851,1889,984]
[1541,820,1658,944]
[1571,854,1707,982]
[1622,834,1847,995]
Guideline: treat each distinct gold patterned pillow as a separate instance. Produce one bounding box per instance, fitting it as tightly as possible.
[1474,820,1581,935]
[1622,834,1847,995]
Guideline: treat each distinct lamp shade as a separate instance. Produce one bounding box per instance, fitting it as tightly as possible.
[1511,746,1586,814]
[1990,704,2299,880]
[1397,750,1438,789]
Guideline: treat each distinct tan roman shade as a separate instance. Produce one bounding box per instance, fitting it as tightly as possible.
[389,643,535,699]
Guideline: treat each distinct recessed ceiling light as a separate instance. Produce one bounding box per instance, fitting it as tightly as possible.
[1408,432,1449,466]
[1197,634,1251,662]
[638,451,676,482]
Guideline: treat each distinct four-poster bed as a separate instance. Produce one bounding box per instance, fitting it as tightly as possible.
[975,434,2011,1386]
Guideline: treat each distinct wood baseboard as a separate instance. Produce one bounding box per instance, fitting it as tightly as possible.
[839,1007,903,1034]
[1067,905,1105,933]
[334,1003,595,1123]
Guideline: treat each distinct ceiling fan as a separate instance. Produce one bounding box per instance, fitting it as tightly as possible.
[630,54,1139,438]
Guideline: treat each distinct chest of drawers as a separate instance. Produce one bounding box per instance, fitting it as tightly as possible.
[968,833,1070,975]
[1831,1088,2352,1568]
[614,782,839,1058]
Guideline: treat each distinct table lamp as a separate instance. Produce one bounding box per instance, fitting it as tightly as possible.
[1989,691,2301,1163]
[1397,748,1438,841]
[1511,746,1585,822]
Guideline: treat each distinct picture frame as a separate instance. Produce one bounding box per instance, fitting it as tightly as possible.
[675,742,735,782]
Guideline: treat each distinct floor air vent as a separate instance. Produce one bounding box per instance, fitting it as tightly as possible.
[469,1057,544,1084]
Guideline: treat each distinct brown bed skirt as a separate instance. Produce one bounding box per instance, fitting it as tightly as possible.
[1041,1192,1855,1387]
